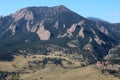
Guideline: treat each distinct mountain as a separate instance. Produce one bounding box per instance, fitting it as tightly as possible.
[0,5,119,63]
[87,17,110,23]
[1,5,120,80]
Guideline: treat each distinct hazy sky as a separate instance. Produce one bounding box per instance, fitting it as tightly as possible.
[0,0,120,23]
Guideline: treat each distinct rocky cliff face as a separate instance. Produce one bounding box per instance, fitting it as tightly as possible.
[0,5,119,62]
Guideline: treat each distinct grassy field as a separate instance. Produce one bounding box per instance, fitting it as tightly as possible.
[20,65,120,80]
[0,54,119,80]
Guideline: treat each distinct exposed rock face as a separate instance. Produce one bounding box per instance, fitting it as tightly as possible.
[68,24,77,33]
[36,25,51,40]
[67,20,85,38]
[24,11,34,20]
[35,20,51,40]
[77,20,85,26]
[83,44,93,51]
[13,9,34,21]
[67,43,78,48]
[57,33,67,38]
[54,21,59,29]
[12,9,27,21]
[9,24,16,35]
[67,24,77,37]
[99,26,109,36]
[0,5,119,62]
[91,28,105,45]
[94,36,105,46]
[7,5,85,40]
[26,21,30,32]
[79,27,84,38]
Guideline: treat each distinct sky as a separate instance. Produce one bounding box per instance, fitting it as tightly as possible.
[0,0,120,23]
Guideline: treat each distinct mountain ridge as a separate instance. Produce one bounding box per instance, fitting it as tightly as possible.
[0,5,120,63]
[87,17,110,23]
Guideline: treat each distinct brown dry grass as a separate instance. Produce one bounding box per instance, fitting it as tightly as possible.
[20,65,120,80]
[0,54,119,80]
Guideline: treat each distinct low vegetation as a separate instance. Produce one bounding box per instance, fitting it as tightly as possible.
[0,53,119,80]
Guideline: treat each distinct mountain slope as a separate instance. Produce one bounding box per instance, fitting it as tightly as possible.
[0,5,118,63]
[87,17,109,23]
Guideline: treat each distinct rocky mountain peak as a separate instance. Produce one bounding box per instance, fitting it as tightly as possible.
[0,5,119,62]
[12,8,34,21]
[52,5,71,12]
[12,5,85,21]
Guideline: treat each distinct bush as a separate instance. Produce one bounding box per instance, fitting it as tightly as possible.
[41,57,62,65]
